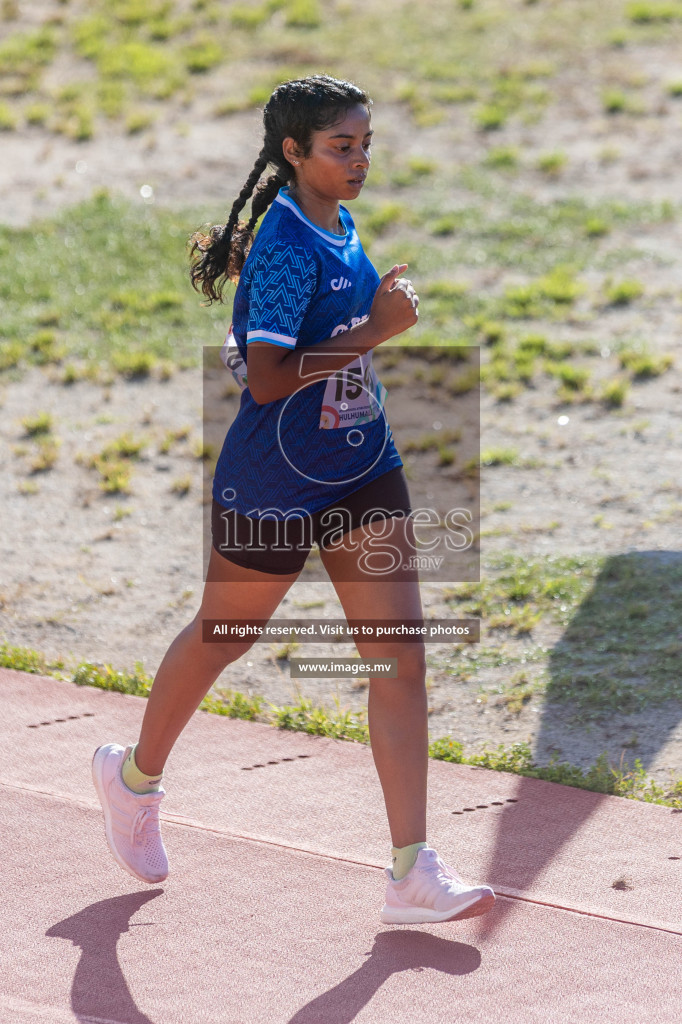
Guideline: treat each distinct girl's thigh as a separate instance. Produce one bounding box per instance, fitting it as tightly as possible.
[199,545,301,625]
[319,514,426,671]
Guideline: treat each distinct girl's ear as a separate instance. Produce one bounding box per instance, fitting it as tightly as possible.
[282,136,304,167]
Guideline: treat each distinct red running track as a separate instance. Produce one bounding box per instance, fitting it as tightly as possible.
[1,668,680,1023]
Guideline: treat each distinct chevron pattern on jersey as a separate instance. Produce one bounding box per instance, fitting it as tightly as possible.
[213,388,403,518]
[247,243,316,342]
[214,188,400,518]
[213,429,403,519]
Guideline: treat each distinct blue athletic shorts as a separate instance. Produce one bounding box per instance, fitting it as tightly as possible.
[211,466,412,575]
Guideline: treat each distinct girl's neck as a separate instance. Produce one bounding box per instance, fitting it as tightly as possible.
[287,184,344,236]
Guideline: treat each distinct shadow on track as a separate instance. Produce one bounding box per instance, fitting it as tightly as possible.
[287,928,482,1024]
[475,549,681,940]
[46,889,163,1024]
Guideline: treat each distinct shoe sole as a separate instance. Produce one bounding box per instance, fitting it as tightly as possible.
[91,745,168,886]
[380,887,495,925]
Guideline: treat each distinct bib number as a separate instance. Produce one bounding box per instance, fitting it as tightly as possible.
[319,353,387,430]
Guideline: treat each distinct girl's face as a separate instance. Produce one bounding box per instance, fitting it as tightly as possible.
[285,103,373,203]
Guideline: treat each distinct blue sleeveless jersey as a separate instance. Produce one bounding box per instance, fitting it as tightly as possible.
[212,187,403,518]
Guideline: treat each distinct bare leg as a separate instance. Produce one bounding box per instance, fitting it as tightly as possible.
[319,515,428,849]
[134,547,300,776]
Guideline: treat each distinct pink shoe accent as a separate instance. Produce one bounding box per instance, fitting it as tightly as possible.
[92,743,168,884]
[380,847,495,924]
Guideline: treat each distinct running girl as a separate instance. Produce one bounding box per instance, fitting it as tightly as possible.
[92,75,495,925]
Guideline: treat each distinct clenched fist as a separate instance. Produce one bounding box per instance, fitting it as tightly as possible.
[367,263,419,344]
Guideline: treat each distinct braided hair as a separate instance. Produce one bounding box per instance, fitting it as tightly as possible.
[189,74,370,303]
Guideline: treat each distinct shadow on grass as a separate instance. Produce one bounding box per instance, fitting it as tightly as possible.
[538,549,682,774]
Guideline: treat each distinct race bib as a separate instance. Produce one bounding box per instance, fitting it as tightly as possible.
[220,329,248,390]
[319,353,387,430]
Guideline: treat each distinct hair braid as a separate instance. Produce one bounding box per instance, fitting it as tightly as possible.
[189,151,269,303]
[224,151,268,243]
[247,172,287,231]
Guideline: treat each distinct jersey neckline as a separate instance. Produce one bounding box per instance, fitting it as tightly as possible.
[275,187,348,247]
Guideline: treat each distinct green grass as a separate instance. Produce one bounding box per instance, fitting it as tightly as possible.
[499,265,585,320]
[125,109,156,134]
[474,103,508,130]
[545,362,591,392]
[21,410,52,436]
[408,189,675,278]
[182,34,223,74]
[1,638,679,807]
[390,156,439,188]
[584,217,610,237]
[444,552,682,719]
[0,191,221,370]
[0,0,678,139]
[445,554,595,630]
[77,431,146,493]
[602,88,629,113]
[24,101,50,126]
[0,26,56,90]
[72,659,153,696]
[100,432,147,459]
[0,2,679,411]
[27,328,65,364]
[362,201,410,238]
[403,428,462,453]
[0,641,47,674]
[536,151,567,176]
[0,187,676,396]
[29,436,60,472]
[229,5,272,30]
[430,737,682,805]
[483,145,520,171]
[547,553,682,715]
[159,425,191,454]
[284,0,322,29]
[79,33,185,99]
[618,345,674,378]
[627,2,682,24]
[600,376,630,407]
[111,350,158,379]
[170,475,192,495]
[606,278,645,305]
[480,447,519,466]
[0,100,17,130]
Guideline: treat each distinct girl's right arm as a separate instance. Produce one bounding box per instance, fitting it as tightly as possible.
[247,265,418,405]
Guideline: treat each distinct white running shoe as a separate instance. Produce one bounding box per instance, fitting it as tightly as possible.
[380,847,495,925]
[92,743,168,884]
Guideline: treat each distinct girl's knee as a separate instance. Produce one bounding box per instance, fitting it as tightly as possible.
[185,616,258,668]
[206,639,257,669]
[396,645,426,682]
[360,642,426,681]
